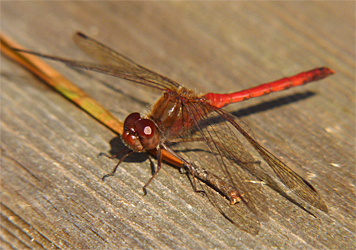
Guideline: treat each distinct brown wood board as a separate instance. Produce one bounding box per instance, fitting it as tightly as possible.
[1,2,355,249]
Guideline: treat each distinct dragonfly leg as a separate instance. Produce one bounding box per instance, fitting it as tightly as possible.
[183,163,206,195]
[102,148,133,181]
[179,166,188,174]
[99,147,132,160]
[143,145,163,195]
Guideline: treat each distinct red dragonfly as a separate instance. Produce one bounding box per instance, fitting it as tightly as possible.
[15,32,333,234]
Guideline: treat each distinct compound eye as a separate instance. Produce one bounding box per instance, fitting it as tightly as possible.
[124,112,141,128]
[136,119,156,138]
[121,130,143,152]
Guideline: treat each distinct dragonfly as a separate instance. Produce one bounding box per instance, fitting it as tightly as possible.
[14,32,333,234]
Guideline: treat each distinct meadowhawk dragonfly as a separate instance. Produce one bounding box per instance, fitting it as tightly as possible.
[14,32,333,234]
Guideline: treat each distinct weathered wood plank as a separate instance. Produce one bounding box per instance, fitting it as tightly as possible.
[1,2,354,249]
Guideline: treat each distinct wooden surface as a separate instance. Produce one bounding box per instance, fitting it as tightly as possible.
[1,2,355,249]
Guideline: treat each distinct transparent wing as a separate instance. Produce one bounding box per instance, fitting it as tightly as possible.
[177,100,327,233]
[13,33,180,91]
[197,171,261,235]
[174,101,263,233]
[206,105,328,213]
[72,32,180,91]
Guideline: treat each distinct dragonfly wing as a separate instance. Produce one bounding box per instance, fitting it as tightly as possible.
[211,107,328,213]
[197,173,260,235]
[73,32,180,91]
[178,101,265,233]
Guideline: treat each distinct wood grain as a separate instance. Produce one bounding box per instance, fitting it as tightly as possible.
[1,2,354,249]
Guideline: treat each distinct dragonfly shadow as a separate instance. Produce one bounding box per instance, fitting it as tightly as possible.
[105,137,149,163]
[190,91,316,141]
[104,137,161,178]
[231,91,316,118]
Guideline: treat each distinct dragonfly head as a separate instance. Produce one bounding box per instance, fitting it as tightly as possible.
[121,112,160,152]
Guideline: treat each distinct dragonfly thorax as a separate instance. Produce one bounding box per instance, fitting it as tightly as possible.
[121,112,160,152]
